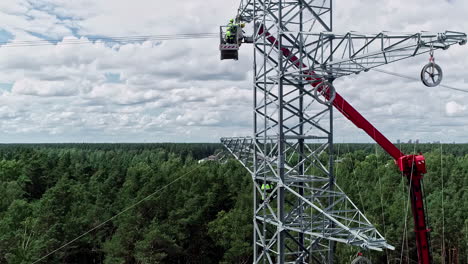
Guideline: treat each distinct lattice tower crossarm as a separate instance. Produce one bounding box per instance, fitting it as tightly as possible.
[279,31,466,79]
[236,1,466,80]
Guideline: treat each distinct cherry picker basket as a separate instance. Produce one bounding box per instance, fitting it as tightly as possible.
[219,26,240,60]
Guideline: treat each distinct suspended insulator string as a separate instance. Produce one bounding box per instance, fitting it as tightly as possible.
[0,33,218,48]
[371,68,468,94]
[31,166,198,264]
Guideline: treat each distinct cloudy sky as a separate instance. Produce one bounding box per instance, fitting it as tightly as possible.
[0,0,466,143]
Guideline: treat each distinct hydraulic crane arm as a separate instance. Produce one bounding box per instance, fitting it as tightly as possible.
[325,69,432,264]
[329,92,403,159]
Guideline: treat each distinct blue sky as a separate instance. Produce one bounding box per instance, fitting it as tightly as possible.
[0,29,13,43]
[0,0,467,143]
[0,83,13,91]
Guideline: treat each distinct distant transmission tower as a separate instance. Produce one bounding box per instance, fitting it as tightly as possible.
[220,1,466,263]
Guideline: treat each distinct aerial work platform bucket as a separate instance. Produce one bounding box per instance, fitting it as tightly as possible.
[220,43,239,60]
[219,25,240,60]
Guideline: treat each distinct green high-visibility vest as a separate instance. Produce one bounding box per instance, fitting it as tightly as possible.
[228,23,238,33]
[261,183,272,190]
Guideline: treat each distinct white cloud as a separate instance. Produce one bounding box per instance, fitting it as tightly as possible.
[445,101,466,116]
[12,78,78,96]
[0,0,466,143]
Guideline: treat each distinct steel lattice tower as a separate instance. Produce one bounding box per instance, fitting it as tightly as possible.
[221,1,466,263]
[223,1,392,263]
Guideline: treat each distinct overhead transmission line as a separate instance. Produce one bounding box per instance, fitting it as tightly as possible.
[399,144,418,263]
[31,166,198,264]
[372,68,468,94]
[2,32,467,94]
[0,33,218,48]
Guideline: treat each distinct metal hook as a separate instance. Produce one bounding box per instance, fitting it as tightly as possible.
[429,41,434,60]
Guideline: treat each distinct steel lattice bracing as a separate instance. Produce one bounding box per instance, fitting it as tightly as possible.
[237,1,466,80]
[223,1,394,263]
[221,0,467,263]
[221,137,394,251]
[252,1,337,262]
[288,31,466,78]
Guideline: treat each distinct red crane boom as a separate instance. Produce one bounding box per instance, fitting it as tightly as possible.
[259,25,432,264]
[329,90,431,264]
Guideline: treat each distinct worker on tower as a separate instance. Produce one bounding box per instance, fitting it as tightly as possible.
[260,182,274,203]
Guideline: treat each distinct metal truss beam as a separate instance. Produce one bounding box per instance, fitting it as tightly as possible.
[280,31,467,79]
[221,137,395,253]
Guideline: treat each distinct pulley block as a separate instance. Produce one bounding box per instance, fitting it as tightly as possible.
[314,81,336,105]
[420,62,443,87]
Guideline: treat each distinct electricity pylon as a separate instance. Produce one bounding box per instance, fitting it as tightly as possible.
[220,1,466,263]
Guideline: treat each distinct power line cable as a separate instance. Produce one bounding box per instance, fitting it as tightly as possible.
[373,133,389,264]
[31,166,198,264]
[5,35,468,96]
[372,68,468,94]
[2,33,468,96]
[0,33,218,48]
[399,144,417,263]
[440,143,446,262]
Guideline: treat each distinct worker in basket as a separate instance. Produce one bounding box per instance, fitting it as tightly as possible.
[225,18,246,44]
[226,18,237,44]
[225,30,234,44]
